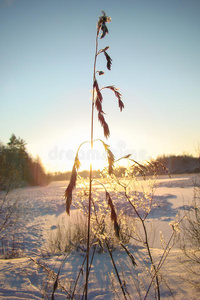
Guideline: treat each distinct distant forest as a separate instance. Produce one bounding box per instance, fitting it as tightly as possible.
[51,154,200,181]
[1,134,200,189]
[155,154,200,174]
[0,134,50,191]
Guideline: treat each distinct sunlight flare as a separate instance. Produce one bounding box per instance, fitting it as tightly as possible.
[78,142,107,171]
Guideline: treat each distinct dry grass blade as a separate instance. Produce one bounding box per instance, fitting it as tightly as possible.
[118,99,124,111]
[95,96,103,112]
[65,192,72,216]
[94,80,103,103]
[94,84,103,114]
[120,242,137,266]
[122,154,132,159]
[130,158,148,171]
[132,166,146,178]
[75,152,81,170]
[93,139,115,173]
[98,111,110,139]
[107,148,115,174]
[65,150,82,215]
[51,254,69,300]
[102,141,115,174]
[148,161,159,175]
[157,161,171,177]
[94,80,110,138]
[129,158,148,177]
[100,23,109,39]
[103,85,124,111]
[104,51,112,70]
[115,154,132,164]
[114,222,120,239]
[147,160,171,177]
[106,191,120,237]
[65,165,77,215]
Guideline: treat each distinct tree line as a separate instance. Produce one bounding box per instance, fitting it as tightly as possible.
[0,134,50,191]
[52,169,101,181]
[2,134,198,189]
[51,154,200,182]
[155,154,200,174]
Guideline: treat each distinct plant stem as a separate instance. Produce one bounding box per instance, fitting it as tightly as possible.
[82,245,97,299]
[71,255,87,299]
[106,239,128,299]
[141,219,160,300]
[85,26,99,300]
[124,189,160,299]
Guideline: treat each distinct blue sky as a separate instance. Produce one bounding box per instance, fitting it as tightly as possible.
[1,0,200,172]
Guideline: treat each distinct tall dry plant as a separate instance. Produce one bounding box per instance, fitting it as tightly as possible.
[64,11,124,299]
[59,11,176,300]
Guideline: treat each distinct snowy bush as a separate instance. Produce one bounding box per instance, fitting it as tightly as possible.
[180,176,200,291]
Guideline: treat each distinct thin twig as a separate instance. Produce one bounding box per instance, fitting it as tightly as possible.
[105,239,128,299]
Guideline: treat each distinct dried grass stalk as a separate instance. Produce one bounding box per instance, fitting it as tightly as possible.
[94,80,103,103]
[98,112,110,139]
[104,51,112,70]
[98,11,111,39]
[120,242,137,266]
[65,152,81,215]
[101,140,115,174]
[106,191,120,237]
[65,165,77,215]
[93,80,110,139]
[103,85,124,111]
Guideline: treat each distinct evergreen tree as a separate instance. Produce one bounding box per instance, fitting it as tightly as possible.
[0,134,49,190]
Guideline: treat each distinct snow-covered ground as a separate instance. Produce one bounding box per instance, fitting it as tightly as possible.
[0,174,200,299]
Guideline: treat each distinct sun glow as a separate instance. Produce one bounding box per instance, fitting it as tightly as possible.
[78,141,108,171]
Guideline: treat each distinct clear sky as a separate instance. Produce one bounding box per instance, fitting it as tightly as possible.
[1,0,200,172]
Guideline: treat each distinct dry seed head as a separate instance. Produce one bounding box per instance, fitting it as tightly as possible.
[99,11,111,24]
[104,51,112,70]
[98,11,111,38]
